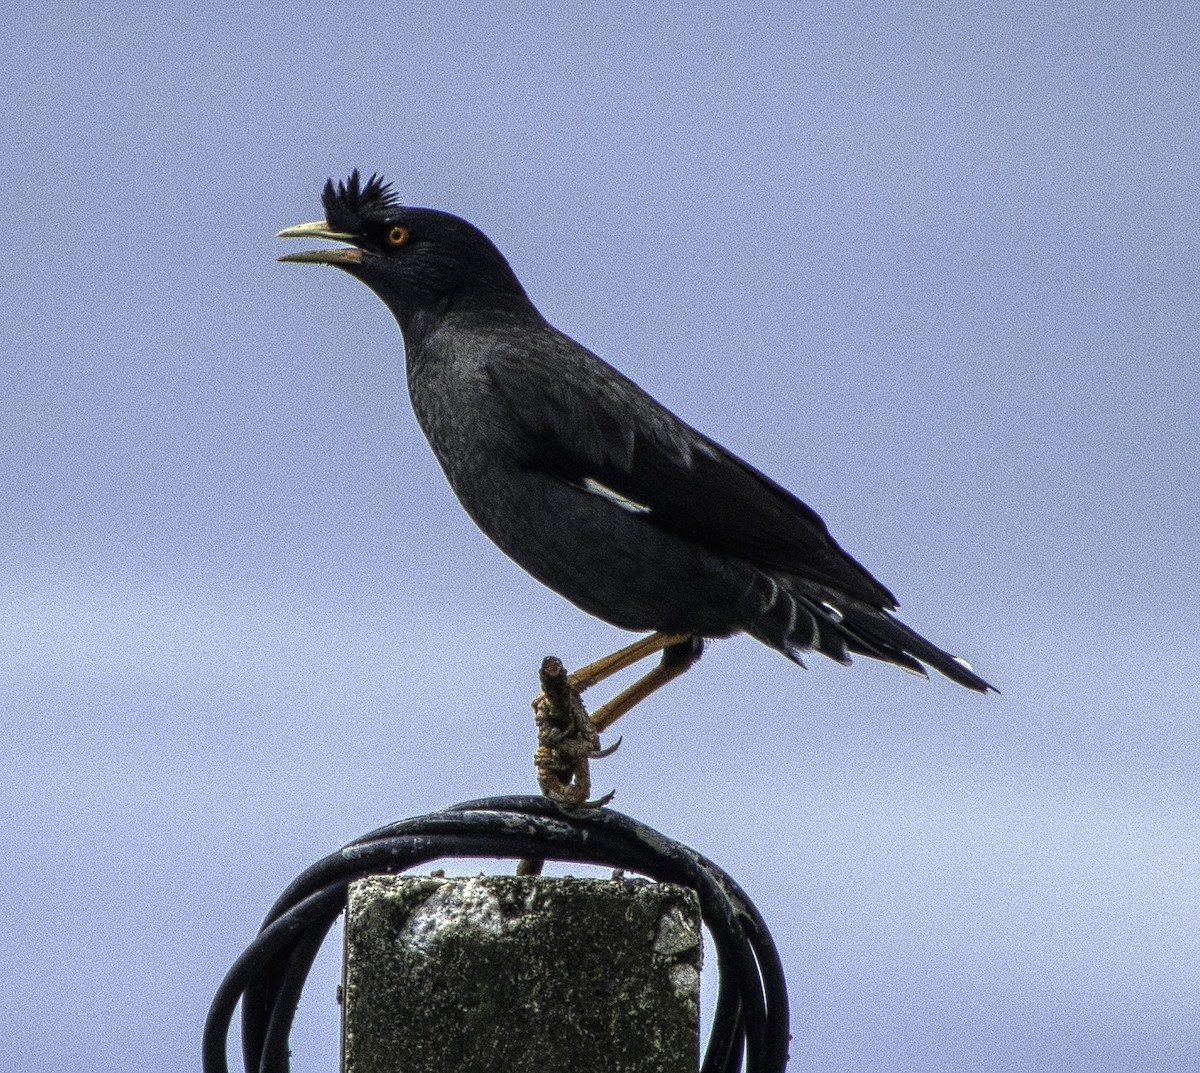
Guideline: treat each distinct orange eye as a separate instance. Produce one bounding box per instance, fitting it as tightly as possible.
[386,225,410,247]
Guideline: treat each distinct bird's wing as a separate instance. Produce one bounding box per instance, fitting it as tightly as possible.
[484,335,899,610]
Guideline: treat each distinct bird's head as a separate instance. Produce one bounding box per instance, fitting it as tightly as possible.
[277,170,528,318]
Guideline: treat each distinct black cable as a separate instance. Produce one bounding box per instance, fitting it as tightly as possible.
[204,795,790,1073]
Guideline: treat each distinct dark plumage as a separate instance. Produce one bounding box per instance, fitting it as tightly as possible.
[278,171,993,704]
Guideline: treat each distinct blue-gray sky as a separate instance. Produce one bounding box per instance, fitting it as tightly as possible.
[3,3,1198,1071]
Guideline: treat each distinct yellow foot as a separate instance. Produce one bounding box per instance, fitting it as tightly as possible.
[531,656,614,808]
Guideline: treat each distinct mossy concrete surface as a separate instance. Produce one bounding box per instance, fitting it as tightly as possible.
[341,874,701,1073]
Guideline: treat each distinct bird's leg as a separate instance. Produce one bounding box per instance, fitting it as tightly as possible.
[527,635,700,818]
[567,630,692,694]
[588,637,704,733]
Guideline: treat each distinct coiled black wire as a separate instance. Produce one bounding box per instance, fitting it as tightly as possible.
[203,795,789,1073]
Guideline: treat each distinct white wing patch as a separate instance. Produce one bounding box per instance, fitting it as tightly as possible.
[819,601,845,623]
[582,477,652,515]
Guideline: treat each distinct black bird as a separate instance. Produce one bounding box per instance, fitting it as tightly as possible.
[278,171,993,729]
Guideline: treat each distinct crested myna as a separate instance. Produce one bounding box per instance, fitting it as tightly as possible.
[279,172,993,731]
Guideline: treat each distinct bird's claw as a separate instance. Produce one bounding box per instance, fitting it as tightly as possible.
[531,655,618,807]
[592,735,622,759]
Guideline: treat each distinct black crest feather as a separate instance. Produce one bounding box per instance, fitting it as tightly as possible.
[322,170,403,232]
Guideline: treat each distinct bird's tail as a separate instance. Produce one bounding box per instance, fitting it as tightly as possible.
[742,572,995,693]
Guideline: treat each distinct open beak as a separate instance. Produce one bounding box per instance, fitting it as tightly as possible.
[276,220,363,265]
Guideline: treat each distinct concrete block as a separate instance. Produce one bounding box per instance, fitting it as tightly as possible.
[341,874,701,1073]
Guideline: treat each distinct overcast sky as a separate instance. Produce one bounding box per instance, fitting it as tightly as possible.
[3,3,1198,1071]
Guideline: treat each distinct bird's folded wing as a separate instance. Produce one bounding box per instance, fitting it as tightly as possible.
[484,339,898,610]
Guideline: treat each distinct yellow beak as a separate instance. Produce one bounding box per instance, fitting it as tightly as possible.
[276,220,355,242]
[276,220,362,265]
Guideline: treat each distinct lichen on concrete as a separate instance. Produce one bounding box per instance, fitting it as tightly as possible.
[342,874,701,1073]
